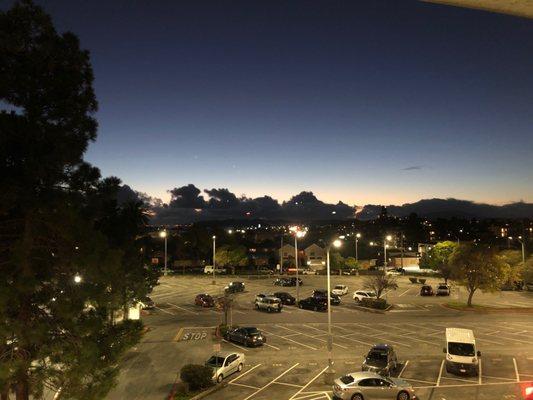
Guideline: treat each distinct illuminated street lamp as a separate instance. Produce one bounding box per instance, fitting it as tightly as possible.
[159,230,168,276]
[290,226,306,302]
[384,235,392,269]
[212,235,216,285]
[73,274,82,284]
[355,233,361,262]
[517,236,526,267]
[325,238,342,384]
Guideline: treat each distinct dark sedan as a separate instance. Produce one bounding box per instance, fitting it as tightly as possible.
[195,293,215,307]
[312,289,341,305]
[273,292,296,305]
[224,327,266,347]
[273,278,291,286]
[298,296,328,311]
[224,281,245,293]
[420,285,434,296]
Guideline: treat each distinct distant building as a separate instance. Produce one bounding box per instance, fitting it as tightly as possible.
[304,243,326,271]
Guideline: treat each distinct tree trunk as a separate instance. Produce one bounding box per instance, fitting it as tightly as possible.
[467,289,475,307]
[15,378,28,400]
[1,387,9,400]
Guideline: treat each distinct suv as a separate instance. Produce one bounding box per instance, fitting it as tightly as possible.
[332,285,348,296]
[195,293,215,307]
[362,344,399,376]
[436,283,451,296]
[353,290,377,302]
[224,327,266,347]
[224,282,245,294]
[255,296,283,312]
[298,296,327,311]
[312,289,341,305]
[420,285,434,296]
[273,292,296,305]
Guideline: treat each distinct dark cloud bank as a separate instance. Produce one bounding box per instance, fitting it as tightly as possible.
[118,184,533,224]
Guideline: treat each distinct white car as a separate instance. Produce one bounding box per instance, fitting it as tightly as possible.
[204,265,227,274]
[205,351,245,383]
[332,285,348,296]
[353,290,377,302]
[302,269,318,275]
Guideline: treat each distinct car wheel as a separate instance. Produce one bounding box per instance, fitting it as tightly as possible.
[313,306,318,311]
[299,303,303,309]
[397,391,410,400]
[238,363,243,372]
[267,307,272,312]
[217,374,223,383]
[351,394,364,400]
[355,298,360,302]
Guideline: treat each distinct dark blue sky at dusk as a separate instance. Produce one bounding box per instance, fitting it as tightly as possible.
[15,0,533,206]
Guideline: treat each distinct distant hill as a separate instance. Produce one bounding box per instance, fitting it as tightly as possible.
[358,199,533,220]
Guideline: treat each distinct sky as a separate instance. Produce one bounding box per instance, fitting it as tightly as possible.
[14,0,533,206]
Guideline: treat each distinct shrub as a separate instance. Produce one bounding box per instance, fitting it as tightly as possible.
[180,364,214,391]
[409,277,418,284]
[360,297,388,310]
[418,278,427,284]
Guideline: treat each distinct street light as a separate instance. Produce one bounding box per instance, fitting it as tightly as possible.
[517,236,526,267]
[159,230,168,276]
[325,238,342,384]
[212,235,216,285]
[384,235,392,269]
[355,233,361,262]
[73,274,82,284]
[290,226,306,302]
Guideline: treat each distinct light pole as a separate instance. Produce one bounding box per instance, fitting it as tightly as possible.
[212,235,216,285]
[383,235,392,270]
[325,238,342,384]
[290,226,306,302]
[159,230,168,276]
[507,236,513,249]
[518,236,526,266]
[355,233,361,262]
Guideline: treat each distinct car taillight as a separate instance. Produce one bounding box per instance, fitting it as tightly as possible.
[525,386,533,397]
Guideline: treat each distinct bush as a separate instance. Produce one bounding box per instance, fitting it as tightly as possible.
[360,297,388,310]
[180,364,214,391]
[409,277,418,284]
[418,278,426,284]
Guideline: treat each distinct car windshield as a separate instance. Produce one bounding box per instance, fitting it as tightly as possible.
[367,351,387,362]
[438,285,448,289]
[244,328,260,335]
[206,356,225,367]
[335,285,343,289]
[448,342,475,356]
[340,375,354,385]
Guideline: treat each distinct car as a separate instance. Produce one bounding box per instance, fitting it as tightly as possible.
[273,277,291,286]
[386,268,403,276]
[312,289,341,305]
[204,265,227,274]
[289,277,303,286]
[254,293,273,303]
[273,292,296,305]
[138,296,155,309]
[255,296,283,312]
[524,384,533,400]
[224,327,266,347]
[195,293,215,307]
[301,269,318,275]
[298,296,328,311]
[205,352,245,383]
[444,328,481,376]
[362,344,399,376]
[436,283,451,296]
[332,371,416,400]
[420,285,434,296]
[342,269,359,276]
[224,281,245,293]
[332,285,349,296]
[257,267,274,275]
[353,290,377,302]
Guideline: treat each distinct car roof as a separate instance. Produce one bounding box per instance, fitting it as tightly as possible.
[371,344,393,351]
[211,351,240,358]
[446,328,475,344]
[346,371,383,381]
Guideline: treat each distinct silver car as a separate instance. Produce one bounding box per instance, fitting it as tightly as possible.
[205,351,245,383]
[332,371,416,400]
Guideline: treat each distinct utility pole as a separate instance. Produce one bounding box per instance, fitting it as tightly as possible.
[400,233,404,270]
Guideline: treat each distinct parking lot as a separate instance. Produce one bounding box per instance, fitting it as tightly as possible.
[108,275,533,400]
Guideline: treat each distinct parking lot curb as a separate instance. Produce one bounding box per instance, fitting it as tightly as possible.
[442,303,533,314]
[187,382,227,400]
[351,304,391,314]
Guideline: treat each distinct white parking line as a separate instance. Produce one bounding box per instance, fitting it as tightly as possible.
[413,379,532,390]
[436,360,444,386]
[479,358,482,384]
[513,357,519,382]
[263,342,281,351]
[242,363,299,400]
[261,329,318,351]
[230,382,261,390]
[399,288,413,297]
[229,364,262,383]
[398,360,409,378]
[289,366,329,400]
[222,339,249,352]
[277,325,349,349]
[154,306,175,315]
[166,302,199,315]
[273,381,303,388]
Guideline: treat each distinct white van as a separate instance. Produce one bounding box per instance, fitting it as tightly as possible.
[443,328,481,375]
[204,265,227,274]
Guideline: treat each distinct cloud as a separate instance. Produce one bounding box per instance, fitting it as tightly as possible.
[169,184,207,208]
[401,165,424,171]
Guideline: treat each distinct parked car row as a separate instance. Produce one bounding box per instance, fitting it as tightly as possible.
[420,283,451,296]
[273,277,303,286]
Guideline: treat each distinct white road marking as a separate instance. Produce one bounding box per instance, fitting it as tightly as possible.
[273,381,303,388]
[289,366,329,400]
[398,360,409,378]
[229,364,262,383]
[242,363,300,400]
[436,359,444,386]
[413,379,531,389]
[513,357,519,382]
[154,306,175,315]
[263,342,281,351]
[277,325,348,349]
[261,329,318,351]
[230,382,261,390]
[166,302,199,315]
[479,358,482,385]
[222,339,249,352]
[399,288,413,297]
